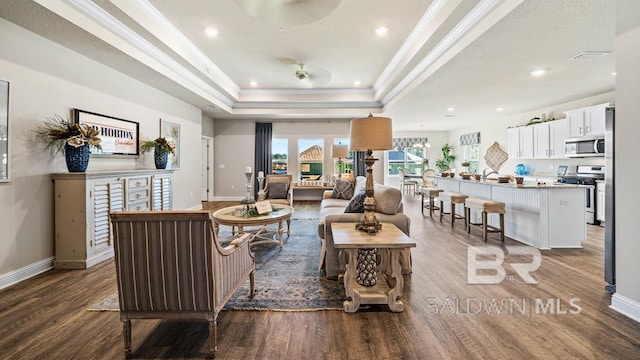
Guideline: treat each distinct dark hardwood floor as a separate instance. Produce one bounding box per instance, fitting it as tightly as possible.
[1,196,639,359]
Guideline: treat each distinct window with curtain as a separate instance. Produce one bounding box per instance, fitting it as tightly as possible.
[272,138,288,174]
[460,132,481,173]
[388,137,428,175]
[298,138,323,180]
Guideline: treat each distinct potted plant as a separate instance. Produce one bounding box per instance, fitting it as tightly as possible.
[435,143,456,173]
[33,115,101,172]
[140,137,175,169]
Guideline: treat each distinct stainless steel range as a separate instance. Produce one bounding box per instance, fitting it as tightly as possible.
[558,165,604,225]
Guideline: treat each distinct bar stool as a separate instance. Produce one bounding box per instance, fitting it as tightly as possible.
[439,192,468,227]
[421,188,444,219]
[464,197,505,242]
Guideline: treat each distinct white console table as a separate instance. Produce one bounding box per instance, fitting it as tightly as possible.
[51,169,174,269]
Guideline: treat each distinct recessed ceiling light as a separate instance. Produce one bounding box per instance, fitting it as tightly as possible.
[205,27,219,37]
[249,80,258,87]
[375,27,388,36]
[611,72,617,76]
[496,107,504,111]
[353,80,361,86]
[530,69,546,77]
[447,107,455,112]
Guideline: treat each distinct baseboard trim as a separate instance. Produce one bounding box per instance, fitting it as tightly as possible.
[0,257,54,290]
[611,293,640,323]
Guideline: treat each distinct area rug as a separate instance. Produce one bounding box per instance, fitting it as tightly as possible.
[89,219,345,312]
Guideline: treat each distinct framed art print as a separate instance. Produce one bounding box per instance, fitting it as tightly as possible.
[74,109,139,157]
[160,119,180,168]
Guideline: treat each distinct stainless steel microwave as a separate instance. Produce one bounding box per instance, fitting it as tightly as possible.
[565,135,605,157]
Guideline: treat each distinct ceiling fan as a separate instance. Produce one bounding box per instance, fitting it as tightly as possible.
[272,57,331,86]
[295,64,309,80]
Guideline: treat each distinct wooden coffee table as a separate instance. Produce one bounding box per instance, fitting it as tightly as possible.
[331,223,416,313]
[212,205,293,248]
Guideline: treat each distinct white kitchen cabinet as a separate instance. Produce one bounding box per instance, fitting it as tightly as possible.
[534,119,569,159]
[549,119,569,158]
[533,122,550,159]
[51,169,175,269]
[508,126,534,159]
[566,109,585,137]
[565,103,608,137]
[585,104,606,135]
[596,180,605,223]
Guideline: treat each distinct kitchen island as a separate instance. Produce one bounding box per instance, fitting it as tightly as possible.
[436,177,586,249]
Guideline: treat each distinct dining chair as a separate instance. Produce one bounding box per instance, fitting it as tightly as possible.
[399,168,418,195]
[421,168,437,191]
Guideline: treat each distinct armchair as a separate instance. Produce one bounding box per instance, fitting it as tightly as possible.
[263,174,293,206]
[110,210,255,358]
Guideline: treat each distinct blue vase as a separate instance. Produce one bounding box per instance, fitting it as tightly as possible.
[65,143,90,172]
[154,150,168,169]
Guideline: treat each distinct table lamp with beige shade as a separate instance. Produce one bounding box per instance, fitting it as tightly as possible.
[331,143,349,178]
[349,114,393,235]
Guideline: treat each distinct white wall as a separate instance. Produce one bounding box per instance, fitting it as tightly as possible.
[447,92,614,179]
[0,19,202,280]
[611,0,640,321]
[213,119,255,198]
[202,114,214,138]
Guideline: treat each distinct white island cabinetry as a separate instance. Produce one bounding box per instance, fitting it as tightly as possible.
[51,169,175,269]
[436,177,585,249]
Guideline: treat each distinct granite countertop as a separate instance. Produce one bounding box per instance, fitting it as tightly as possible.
[437,176,583,189]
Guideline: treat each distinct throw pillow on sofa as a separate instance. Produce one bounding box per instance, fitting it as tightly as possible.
[331,178,355,200]
[373,185,402,215]
[344,190,366,213]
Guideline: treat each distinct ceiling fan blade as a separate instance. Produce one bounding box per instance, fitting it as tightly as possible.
[275,57,298,65]
[233,0,341,26]
[305,64,332,86]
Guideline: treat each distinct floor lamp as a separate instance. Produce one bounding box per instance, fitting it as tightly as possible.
[331,144,349,179]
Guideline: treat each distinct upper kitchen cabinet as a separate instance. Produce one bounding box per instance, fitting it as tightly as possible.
[533,119,569,159]
[585,104,606,135]
[565,103,609,137]
[508,126,534,159]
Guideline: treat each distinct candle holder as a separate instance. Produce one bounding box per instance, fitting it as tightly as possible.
[240,171,255,216]
[257,175,265,201]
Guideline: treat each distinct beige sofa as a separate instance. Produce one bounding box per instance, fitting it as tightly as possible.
[318,177,412,279]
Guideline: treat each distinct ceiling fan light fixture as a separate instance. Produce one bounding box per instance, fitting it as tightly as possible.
[295,64,309,80]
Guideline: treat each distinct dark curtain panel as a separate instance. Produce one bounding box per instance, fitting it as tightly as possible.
[353,151,367,177]
[254,122,272,197]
